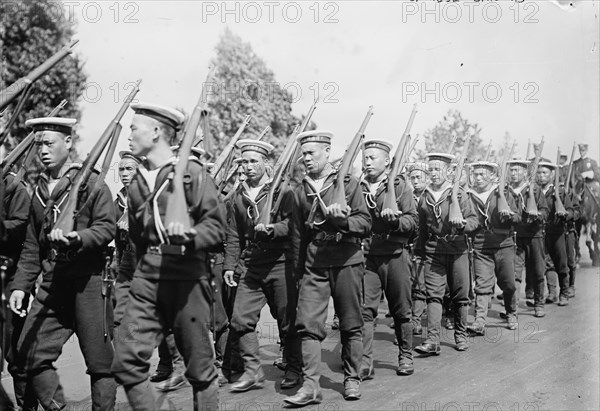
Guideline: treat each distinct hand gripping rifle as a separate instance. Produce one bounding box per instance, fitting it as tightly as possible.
[381,104,418,213]
[51,80,141,235]
[497,139,516,215]
[164,67,216,236]
[101,246,115,340]
[0,40,78,113]
[554,147,568,219]
[525,137,545,218]
[448,130,473,225]
[328,106,374,213]
[257,101,318,226]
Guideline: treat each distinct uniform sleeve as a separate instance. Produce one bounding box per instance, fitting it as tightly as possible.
[2,182,31,244]
[77,183,116,250]
[291,187,309,275]
[223,197,242,272]
[416,197,427,256]
[535,187,549,222]
[459,189,479,233]
[271,188,293,239]
[336,177,371,236]
[507,189,522,224]
[191,173,226,250]
[393,180,418,234]
[127,181,145,261]
[11,207,41,293]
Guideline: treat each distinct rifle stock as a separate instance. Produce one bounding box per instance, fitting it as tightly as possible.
[52,80,141,233]
[525,137,544,216]
[497,140,516,214]
[258,100,318,225]
[565,142,576,193]
[329,106,374,211]
[382,104,418,212]
[554,146,567,216]
[0,40,78,111]
[448,130,473,223]
[165,67,216,233]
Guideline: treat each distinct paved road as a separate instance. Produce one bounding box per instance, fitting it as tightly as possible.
[3,256,599,410]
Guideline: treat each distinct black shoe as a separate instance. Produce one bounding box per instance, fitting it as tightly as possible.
[545,294,558,304]
[156,373,187,392]
[284,390,323,406]
[280,373,301,389]
[414,342,440,356]
[149,369,171,383]
[343,380,361,401]
[397,358,414,376]
[230,376,264,393]
[359,366,375,381]
[273,356,287,372]
[525,301,535,308]
[455,341,469,351]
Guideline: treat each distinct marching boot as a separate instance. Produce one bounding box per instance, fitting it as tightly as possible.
[193,379,219,411]
[340,330,363,385]
[396,320,414,375]
[30,369,66,410]
[359,321,375,381]
[454,304,470,351]
[124,380,157,410]
[467,294,489,336]
[284,338,323,406]
[231,331,264,392]
[90,374,117,411]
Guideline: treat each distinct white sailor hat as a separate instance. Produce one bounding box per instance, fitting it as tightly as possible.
[118,150,141,163]
[131,102,185,130]
[170,145,206,159]
[469,161,498,172]
[407,162,430,174]
[426,153,455,164]
[506,158,530,168]
[296,130,334,145]
[236,139,274,156]
[362,139,393,153]
[25,117,76,134]
[537,158,557,170]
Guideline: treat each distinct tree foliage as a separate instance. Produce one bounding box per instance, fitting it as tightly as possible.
[207,28,313,158]
[0,0,87,148]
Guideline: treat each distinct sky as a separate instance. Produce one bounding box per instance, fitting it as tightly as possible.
[63,0,599,193]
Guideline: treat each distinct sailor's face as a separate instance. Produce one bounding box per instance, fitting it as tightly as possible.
[428,160,448,186]
[39,131,71,172]
[536,166,552,185]
[509,165,527,183]
[409,170,429,192]
[362,148,389,180]
[129,115,158,157]
[241,151,267,185]
[118,158,138,187]
[301,142,330,175]
[473,167,493,191]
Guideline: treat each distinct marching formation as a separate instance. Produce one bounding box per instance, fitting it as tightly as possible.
[1,59,599,411]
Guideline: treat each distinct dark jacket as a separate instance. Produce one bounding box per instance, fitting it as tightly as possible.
[511,183,549,238]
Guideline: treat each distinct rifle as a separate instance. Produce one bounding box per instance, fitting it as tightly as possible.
[565,142,577,193]
[258,102,318,225]
[164,67,216,235]
[2,100,68,180]
[554,146,567,218]
[270,101,318,214]
[497,139,516,215]
[381,104,418,213]
[101,246,115,340]
[484,140,493,161]
[0,40,78,112]
[448,133,458,154]
[51,80,141,234]
[327,106,374,213]
[211,114,251,179]
[525,137,545,217]
[448,130,473,225]
[525,138,531,159]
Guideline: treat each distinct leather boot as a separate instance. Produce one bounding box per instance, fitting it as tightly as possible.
[90,374,117,411]
[425,301,442,345]
[193,379,219,411]
[454,304,469,351]
[396,320,414,375]
[468,294,489,335]
[299,338,322,392]
[340,330,362,383]
[31,369,66,410]
[359,321,375,380]
[124,380,156,410]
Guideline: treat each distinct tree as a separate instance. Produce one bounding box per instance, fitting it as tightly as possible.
[415,109,486,162]
[0,0,87,150]
[206,28,312,158]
